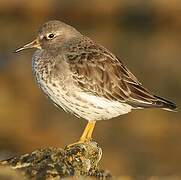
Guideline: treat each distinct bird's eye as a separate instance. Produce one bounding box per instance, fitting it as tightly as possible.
[47,33,55,39]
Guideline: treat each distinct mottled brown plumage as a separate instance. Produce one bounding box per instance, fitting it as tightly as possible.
[15,20,176,142]
[63,35,176,110]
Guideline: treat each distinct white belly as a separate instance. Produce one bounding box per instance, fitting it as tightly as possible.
[37,78,132,121]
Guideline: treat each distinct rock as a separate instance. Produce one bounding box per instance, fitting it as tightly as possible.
[0,141,112,180]
[0,166,25,180]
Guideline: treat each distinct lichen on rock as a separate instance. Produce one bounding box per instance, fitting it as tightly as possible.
[0,141,112,180]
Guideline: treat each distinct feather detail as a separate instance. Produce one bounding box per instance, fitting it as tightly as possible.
[63,36,176,110]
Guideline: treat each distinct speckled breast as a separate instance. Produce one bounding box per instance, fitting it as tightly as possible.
[32,50,132,121]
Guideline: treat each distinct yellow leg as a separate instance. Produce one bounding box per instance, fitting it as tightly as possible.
[79,121,96,142]
[67,121,96,147]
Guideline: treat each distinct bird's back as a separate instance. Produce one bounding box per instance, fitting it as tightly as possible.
[62,36,177,112]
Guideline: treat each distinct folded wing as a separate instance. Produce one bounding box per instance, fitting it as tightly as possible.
[64,37,176,111]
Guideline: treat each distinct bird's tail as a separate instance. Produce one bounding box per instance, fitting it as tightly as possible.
[154,95,177,112]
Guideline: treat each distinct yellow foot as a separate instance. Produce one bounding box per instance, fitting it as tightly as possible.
[67,121,96,148]
[66,140,86,148]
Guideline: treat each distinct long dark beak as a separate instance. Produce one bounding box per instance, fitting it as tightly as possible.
[14,38,40,53]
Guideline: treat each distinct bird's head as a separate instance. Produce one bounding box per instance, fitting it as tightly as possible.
[15,20,80,52]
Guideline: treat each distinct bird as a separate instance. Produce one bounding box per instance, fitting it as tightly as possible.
[15,20,177,144]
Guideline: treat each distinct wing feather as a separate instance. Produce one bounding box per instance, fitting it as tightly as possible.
[63,37,157,107]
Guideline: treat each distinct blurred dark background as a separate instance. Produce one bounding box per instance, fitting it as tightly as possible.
[0,0,180,177]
